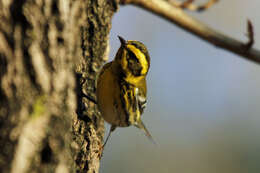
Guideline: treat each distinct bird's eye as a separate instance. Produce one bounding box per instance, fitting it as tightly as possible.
[128,50,139,63]
[125,49,143,76]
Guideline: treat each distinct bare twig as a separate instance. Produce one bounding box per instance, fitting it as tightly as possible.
[245,19,254,50]
[169,0,219,12]
[179,0,194,9]
[120,0,260,64]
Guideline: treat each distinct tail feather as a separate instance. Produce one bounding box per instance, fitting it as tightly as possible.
[136,120,156,145]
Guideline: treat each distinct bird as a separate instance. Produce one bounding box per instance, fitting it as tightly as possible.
[96,36,154,153]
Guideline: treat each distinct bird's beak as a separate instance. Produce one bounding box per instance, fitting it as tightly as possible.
[118,35,126,46]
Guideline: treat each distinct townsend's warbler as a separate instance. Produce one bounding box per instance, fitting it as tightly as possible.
[97,36,154,149]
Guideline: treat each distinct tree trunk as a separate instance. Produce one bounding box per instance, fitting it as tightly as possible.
[0,0,117,172]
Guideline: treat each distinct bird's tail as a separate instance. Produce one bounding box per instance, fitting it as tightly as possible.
[136,120,156,145]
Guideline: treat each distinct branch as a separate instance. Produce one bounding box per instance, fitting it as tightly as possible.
[120,0,260,64]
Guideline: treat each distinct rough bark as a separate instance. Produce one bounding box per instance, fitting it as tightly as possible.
[0,0,116,172]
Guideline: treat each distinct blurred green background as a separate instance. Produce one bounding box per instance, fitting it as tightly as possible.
[100,1,260,172]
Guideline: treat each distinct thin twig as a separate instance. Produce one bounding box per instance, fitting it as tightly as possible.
[179,0,194,9]
[120,0,260,64]
[169,0,219,12]
[245,19,254,50]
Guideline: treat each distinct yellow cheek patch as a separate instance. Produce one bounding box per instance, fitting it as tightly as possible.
[127,45,148,75]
